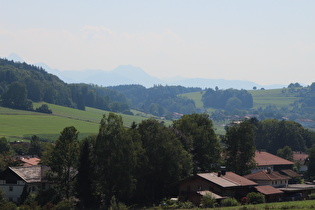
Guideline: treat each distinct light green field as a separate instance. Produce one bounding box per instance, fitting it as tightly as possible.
[248,89,300,109]
[180,91,204,109]
[0,104,162,142]
[182,89,301,110]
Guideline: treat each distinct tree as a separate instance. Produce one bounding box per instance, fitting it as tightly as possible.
[223,120,256,175]
[307,144,315,178]
[277,146,294,161]
[173,113,221,173]
[135,119,192,203]
[76,136,98,208]
[0,137,12,154]
[1,81,33,110]
[28,135,44,157]
[94,113,136,205]
[42,126,79,199]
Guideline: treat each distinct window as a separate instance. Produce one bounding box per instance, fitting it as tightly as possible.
[9,186,13,191]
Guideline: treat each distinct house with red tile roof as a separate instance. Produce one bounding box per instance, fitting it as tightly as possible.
[179,171,257,204]
[244,169,290,188]
[252,151,294,173]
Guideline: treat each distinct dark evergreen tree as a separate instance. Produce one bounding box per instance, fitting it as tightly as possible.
[223,120,256,175]
[76,136,98,208]
[42,126,79,199]
[28,135,44,157]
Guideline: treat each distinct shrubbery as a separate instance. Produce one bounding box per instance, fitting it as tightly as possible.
[200,192,216,208]
[221,197,240,207]
[246,192,265,204]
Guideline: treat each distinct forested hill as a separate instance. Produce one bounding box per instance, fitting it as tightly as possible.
[108,84,201,118]
[0,58,130,113]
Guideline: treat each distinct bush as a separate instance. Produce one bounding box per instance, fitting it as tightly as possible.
[55,200,75,210]
[200,192,216,208]
[35,104,52,114]
[309,193,315,200]
[178,201,195,209]
[246,192,265,204]
[221,197,240,207]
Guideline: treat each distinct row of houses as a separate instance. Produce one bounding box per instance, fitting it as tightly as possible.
[179,151,314,205]
[0,151,311,205]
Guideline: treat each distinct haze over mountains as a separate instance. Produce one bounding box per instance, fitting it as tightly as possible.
[6,53,285,90]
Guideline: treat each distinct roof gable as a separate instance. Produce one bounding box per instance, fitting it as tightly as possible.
[255,151,294,166]
[244,170,290,181]
[9,166,49,183]
[197,172,257,188]
[255,185,283,195]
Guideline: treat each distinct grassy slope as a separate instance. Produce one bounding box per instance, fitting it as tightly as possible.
[182,88,300,110]
[248,89,300,109]
[0,104,161,141]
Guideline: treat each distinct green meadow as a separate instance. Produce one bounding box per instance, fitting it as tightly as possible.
[182,88,301,110]
[0,104,160,142]
[248,89,300,109]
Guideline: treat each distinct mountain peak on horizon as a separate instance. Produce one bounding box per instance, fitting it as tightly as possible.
[6,53,25,63]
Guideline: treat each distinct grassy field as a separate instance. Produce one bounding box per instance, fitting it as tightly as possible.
[248,89,300,109]
[215,200,315,210]
[182,88,301,110]
[0,104,162,142]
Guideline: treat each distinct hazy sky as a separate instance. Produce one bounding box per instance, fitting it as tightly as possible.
[1,0,314,85]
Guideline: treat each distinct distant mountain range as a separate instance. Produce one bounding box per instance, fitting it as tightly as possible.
[5,53,286,90]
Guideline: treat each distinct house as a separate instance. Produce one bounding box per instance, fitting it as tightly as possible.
[253,185,283,202]
[293,151,308,173]
[179,171,257,204]
[252,151,294,173]
[0,165,50,203]
[244,169,290,188]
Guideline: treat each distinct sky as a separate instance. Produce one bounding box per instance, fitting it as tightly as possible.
[0,0,315,85]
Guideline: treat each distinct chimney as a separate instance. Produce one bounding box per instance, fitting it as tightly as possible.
[221,166,226,176]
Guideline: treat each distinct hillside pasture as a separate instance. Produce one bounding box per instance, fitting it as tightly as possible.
[0,103,157,142]
[249,89,300,109]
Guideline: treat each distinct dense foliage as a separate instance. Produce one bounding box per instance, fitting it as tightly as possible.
[109,84,200,117]
[223,120,256,175]
[0,58,130,113]
[253,119,314,154]
[202,88,253,111]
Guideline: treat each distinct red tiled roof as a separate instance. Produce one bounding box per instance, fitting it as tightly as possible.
[20,157,40,166]
[197,172,257,188]
[255,151,294,166]
[255,185,283,195]
[244,170,290,181]
[280,169,301,178]
[293,152,308,164]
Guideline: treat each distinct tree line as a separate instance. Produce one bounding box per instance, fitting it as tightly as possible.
[0,58,130,113]
[108,84,201,117]
[202,87,253,111]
